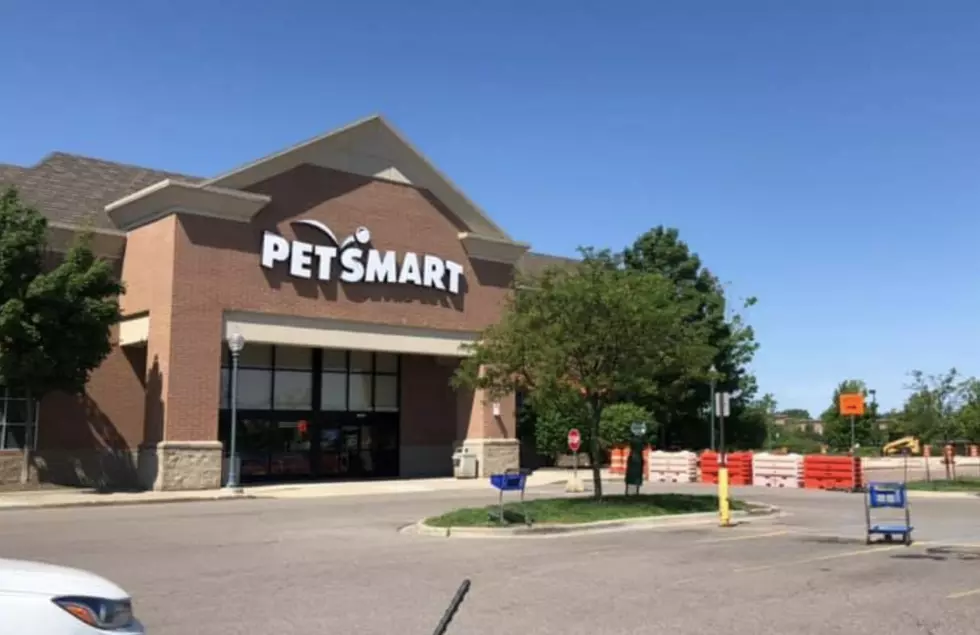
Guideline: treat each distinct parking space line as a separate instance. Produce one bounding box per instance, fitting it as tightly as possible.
[696,530,789,544]
[947,587,980,600]
[734,544,906,573]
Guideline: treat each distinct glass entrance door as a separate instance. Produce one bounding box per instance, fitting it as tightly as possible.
[313,412,398,479]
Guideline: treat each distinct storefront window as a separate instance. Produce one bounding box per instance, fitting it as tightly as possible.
[374,375,398,412]
[376,353,398,374]
[322,349,347,372]
[318,349,399,413]
[350,351,373,373]
[221,345,314,411]
[321,372,347,410]
[348,373,372,411]
[0,386,39,450]
[273,371,313,410]
[237,370,273,410]
[219,347,399,413]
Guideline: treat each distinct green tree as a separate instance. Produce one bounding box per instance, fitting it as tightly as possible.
[820,380,876,451]
[956,378,980,446]
[454,249,714,499]
[622,226,761,449]
[902,369,964,477]
[599,402,656,450]
[0,188,124,482]
[755,393,779,450]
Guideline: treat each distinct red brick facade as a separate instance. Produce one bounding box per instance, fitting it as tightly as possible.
[12,148,526,489]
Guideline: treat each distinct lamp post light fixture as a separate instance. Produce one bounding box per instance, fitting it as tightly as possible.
[226,331,246,491]
[709,364,717,451]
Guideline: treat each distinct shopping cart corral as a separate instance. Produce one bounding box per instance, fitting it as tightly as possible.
[864,481,913,546]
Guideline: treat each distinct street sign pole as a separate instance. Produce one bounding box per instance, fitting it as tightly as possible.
[716,391,732,527]
[566,429,584,493]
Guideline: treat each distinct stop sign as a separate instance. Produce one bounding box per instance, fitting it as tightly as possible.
[567,428,581,452]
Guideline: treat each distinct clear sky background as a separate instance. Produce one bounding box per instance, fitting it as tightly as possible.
[2,1,978,417]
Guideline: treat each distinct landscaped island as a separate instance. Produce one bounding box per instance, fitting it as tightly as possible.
[424,493,745,528]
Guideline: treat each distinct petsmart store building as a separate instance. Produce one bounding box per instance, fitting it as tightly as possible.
[0,115,566,490]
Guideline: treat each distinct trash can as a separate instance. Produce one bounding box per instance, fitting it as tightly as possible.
[452,447,478,479]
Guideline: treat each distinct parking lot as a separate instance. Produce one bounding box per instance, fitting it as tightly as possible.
[2,483,980,634]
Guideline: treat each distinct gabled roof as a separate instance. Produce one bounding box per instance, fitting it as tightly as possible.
[0,152,200,231]
[0,115,547,265]
[205,114,516,242]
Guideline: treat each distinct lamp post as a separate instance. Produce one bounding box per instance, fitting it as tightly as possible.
[226,332,246,491]
[709,365,717,451]
[869,388,878,447]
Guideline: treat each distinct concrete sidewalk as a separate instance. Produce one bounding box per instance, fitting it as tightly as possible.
[0,468,590,511]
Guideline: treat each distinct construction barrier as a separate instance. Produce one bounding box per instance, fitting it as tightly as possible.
[802,454,863,491]
[752,452,804,488]
[699,451,753,486]
[648,450,698,483]
[609,446,651,480]
[610,447,627,474]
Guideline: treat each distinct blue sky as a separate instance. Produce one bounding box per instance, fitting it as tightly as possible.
[2,1,979,417]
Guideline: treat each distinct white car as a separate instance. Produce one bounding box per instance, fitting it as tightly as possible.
[0,558,144,633]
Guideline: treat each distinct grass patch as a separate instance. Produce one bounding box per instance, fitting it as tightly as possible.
[424,493,744,528]
[906,478,980,492]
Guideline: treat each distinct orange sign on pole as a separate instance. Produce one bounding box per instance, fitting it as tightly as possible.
[838,393,865,416]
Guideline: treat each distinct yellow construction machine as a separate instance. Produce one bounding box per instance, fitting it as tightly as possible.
[883,436,921,456]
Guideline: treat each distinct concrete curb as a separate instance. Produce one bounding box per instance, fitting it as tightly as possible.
[908,490,980,500]
[0,492,255,512]
[408,501,780,538]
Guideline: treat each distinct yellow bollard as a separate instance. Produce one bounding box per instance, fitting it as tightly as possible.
[718,466,732,527]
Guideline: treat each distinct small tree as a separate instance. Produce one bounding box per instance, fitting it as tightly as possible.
[454,249,713,499]
[0,188,124,483]
[903,369,965,479]
[958,379,980,446]
[599,402,656,450]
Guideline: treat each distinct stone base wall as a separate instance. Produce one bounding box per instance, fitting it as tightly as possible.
[0,449,142,490]
[461,438,520,477]
[138,441,223,491]
[0,451,27,484]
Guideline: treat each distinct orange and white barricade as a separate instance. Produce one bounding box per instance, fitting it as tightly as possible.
[752,452,803,488]
[648,450,698,483]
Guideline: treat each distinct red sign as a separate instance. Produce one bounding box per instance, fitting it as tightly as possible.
[567,429,581,453]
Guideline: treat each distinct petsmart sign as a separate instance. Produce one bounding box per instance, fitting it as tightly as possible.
[260,219,465,295]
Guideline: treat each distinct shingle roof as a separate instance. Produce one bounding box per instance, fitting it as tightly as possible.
[0,152,201,230]
[517,252,578,276]
[0,151,575,272]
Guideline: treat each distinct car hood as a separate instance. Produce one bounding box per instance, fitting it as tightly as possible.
[0,558,129,598]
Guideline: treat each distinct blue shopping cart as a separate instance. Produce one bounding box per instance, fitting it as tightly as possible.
[864,481,913,546]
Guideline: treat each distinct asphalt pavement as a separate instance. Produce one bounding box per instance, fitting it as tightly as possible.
[3,482,980,634]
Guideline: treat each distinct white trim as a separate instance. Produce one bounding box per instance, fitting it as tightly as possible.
[205,115,515,241]
[458,232,530,264]
[104,179,271,231]
[222,311,476,357]
[119,315,150,346]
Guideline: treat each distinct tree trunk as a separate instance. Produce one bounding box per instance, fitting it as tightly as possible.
[589,398,603,500]
[19,390,34,485]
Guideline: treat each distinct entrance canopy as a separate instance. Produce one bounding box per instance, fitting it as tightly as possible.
[222,311,476,357]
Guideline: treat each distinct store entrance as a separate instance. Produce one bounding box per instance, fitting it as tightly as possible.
[218,345,403,484]
[219,411,400,483]
[313,412,399,479]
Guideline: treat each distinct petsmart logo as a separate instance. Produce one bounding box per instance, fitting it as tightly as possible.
[260,219,465,295]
